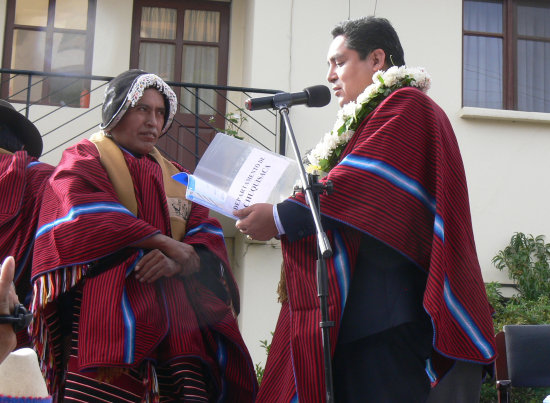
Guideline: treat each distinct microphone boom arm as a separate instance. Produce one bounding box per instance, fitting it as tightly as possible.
[280,109,332,257]
[278,105,335,403]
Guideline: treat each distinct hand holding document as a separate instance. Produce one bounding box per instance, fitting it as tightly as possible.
[173,133,299,219]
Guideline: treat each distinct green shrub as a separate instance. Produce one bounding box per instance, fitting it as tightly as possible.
[480,233,550,402]
[492,233,550,301]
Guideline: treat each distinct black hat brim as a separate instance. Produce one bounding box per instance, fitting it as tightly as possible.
[0,101,42,158]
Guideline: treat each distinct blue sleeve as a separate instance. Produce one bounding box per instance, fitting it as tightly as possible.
[276,199,341,242]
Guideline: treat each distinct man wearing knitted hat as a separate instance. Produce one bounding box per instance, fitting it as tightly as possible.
[31,70,257,402]
[0,100,54,348]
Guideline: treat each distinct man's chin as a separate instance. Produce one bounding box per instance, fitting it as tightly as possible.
[339,98,351,108]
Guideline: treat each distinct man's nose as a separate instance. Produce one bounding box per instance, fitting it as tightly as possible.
[146,111,158,127]
[326,64,337,83]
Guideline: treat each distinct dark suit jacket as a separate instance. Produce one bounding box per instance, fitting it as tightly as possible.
[277,199,429,344]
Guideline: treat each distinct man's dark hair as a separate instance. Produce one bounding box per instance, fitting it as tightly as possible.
[331,16,405,67]
[0,123,24,152]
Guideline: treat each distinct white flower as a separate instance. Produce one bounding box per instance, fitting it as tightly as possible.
[382,66,399,87]
[408,67,431,91]
[372,70,384,84]
[342,101,358,118]
[356,90,370,105]
[365,83,379,100]
[333,115,345,130]
[341,129,355,142]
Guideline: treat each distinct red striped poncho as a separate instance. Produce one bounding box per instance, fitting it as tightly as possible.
[257,87,496,402]
[0,152,53,346]
[31,139,257,401]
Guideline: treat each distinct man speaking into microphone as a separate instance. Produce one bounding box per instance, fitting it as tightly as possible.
[235,16,495,403]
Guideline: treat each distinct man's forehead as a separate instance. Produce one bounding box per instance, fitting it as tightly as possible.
[327,35,350,59]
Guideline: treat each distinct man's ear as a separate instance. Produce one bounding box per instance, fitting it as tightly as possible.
[370,49,387,70]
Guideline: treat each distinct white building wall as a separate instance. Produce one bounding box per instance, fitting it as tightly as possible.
[93,0,133,77]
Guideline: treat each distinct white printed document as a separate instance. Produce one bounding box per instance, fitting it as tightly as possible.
[173,133,299,219]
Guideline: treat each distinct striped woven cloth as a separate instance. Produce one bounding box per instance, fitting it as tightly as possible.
[258,87,496,402]
[0,151,53,348]
[0,152,52,297]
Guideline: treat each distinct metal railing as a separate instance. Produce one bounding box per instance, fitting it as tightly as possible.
[0,68,286,170]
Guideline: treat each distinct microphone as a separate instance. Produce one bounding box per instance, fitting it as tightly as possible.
[245,85,331,111]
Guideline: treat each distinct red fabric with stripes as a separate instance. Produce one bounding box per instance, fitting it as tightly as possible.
[32,140,256,401]
[0,152,53,293]
[258,87,496,402]
[0,152,53,347]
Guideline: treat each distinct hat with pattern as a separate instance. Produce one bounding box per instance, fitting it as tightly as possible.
[100,69,177,134]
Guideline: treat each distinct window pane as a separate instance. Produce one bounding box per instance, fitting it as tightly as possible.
[517,1,550,38]
[10,29,46,102]
[141,7,176,40]
[181,45,218,114]
[183,10,220,42]
[54,0,88,30]
[49,32,86,106]
[517,40,550,112]
[139,43,175,82]
[15,0,48,26]
[463,35,503,109]
[464,0,502,34]
[51,32,86,71]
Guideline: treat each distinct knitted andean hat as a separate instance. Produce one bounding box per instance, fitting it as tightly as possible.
[99,69,178,134]
[0,348,51,402]
[0,100,43,158]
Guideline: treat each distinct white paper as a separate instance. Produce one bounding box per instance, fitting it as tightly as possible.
[172,134,297,220]
[185,174,237,217]
[227,148,289,211]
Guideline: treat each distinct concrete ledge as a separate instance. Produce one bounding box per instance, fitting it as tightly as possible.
[459,107,550,125]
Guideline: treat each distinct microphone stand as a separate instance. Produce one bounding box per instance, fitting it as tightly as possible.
[275,99,335,403]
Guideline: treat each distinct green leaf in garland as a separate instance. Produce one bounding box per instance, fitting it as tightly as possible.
[319,158,331,173]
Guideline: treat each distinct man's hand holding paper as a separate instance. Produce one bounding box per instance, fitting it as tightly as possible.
[234,203,278,241]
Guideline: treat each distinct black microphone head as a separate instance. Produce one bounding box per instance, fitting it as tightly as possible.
[304,85,331,108]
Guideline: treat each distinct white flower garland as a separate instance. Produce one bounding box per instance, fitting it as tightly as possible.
[306,66,431,174]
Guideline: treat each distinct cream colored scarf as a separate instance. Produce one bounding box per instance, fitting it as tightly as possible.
[90,132,191,241]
